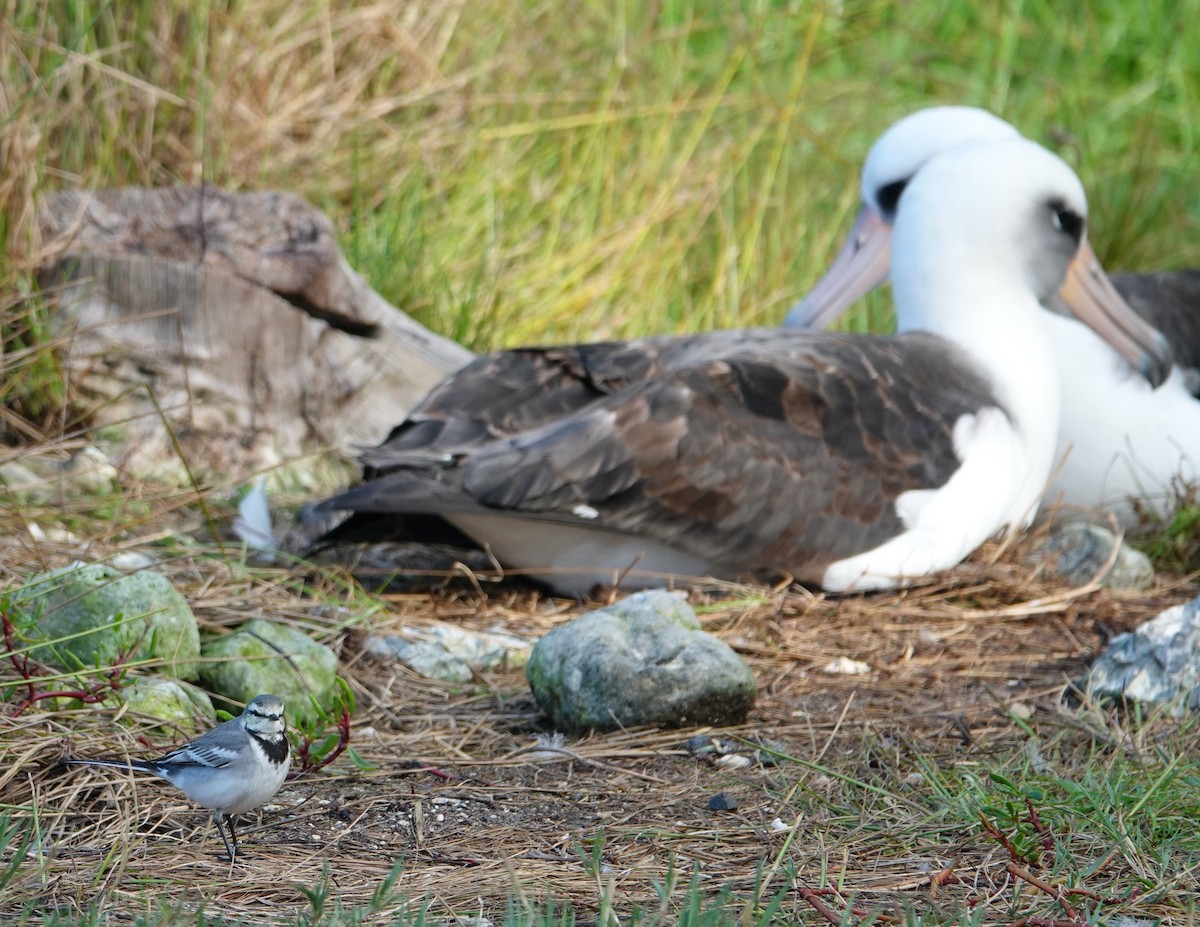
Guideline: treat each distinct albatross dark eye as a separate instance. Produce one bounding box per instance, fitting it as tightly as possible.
[875,179,908,219]
[1048,199,1084,243]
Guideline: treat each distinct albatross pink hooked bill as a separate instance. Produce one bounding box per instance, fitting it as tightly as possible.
[316,138,1169,595]
[783,105,1198,528]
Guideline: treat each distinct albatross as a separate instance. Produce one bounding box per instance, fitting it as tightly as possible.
[317,138,1169,595]
[783,105,1198,527]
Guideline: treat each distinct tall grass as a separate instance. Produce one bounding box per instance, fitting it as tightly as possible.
[2,0,1197,376]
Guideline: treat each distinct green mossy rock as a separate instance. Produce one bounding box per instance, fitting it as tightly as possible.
[117,677,216,735]
[11,562,200,680]
[1035,523,1154,591]
[526,590,757,734]
[199,619,338,726]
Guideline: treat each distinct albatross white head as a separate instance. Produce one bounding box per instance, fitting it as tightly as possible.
[893,139,1085,329]
[784,106,1172,390]
[786,107,1018,330]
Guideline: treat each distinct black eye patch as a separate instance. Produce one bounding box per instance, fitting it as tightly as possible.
[1048,198,1084,243]
[875,179,908,219]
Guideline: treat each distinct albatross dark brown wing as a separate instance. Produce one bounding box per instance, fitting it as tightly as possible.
[319,331,777,549]
[319,329,1002,587]
[1112,270,1200,380]
[357,330,787,474]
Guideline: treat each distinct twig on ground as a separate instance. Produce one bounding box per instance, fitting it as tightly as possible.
[2,605,133,716]
[795,885,899,926]
[982,795,1142,927]
[507,743,669,785]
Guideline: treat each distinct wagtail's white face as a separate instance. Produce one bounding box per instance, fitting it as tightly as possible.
[242,694,287,739]
[239,693,291,774]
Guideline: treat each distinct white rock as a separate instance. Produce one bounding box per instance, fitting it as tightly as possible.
[110,551,157,570]
[61,446,120,494]
[1085,595,1200,713]
[27,523,83,545]
[821,657,871,675]
[368,624,531,683]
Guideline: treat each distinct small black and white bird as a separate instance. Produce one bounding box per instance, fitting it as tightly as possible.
[64,694,291,862]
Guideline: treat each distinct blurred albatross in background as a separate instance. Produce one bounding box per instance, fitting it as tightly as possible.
[316,138,1169,595]
[784,105,1200,528]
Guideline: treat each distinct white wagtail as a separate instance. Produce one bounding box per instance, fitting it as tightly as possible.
[64,694,291,861]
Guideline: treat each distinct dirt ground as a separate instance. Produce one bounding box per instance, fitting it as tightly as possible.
[2,532,1196,925]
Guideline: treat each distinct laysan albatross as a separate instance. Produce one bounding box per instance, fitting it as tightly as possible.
[783,106,1198,527]
[316,138,1169,595]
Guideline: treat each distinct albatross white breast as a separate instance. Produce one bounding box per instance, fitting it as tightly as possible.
[317,138,1169,595]
[784,105,1194,528]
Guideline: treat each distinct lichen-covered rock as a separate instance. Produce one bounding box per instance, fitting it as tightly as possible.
[1034,523,1154,591]
[200,619,338,726]
[118,677,216,735]
[1084,595,1200,713]
[11,562,200,679]
[367,624,530,682]
[526,590,756,734]
[60,446,120,494]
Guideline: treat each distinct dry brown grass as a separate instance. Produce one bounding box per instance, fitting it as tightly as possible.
[1,512,1196,923]
[1,2,475,211]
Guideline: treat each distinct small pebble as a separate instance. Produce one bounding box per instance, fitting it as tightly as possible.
[708,793,739,812]
[822,657,871,675]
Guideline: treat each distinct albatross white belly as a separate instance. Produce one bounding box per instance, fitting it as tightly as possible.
[821,403,1042,591]
[447,514,716,594]
[1046,314,1200,528]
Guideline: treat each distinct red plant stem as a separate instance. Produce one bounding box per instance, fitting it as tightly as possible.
[1006,862,1080,920]
[2,607,37,706]
[930,860,962,890]
[4,606,131,717]
[796,887,846,927]
[1026,797,1055,852]
[979,812,1037,866]
[410,764,455,780]
[1009,861,1139,908]
[977,799,1135,922]
[292,704,353,776]
[1062,885,1140,905]
[795,886,898,926]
